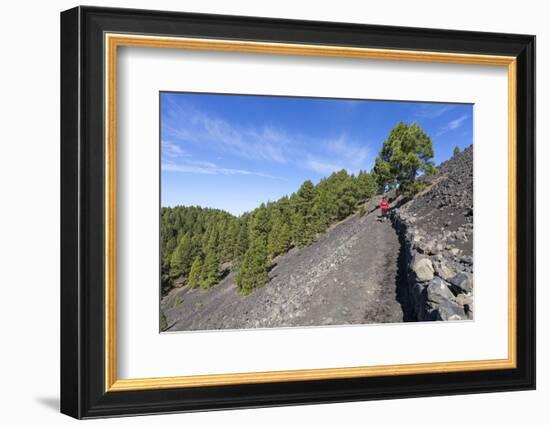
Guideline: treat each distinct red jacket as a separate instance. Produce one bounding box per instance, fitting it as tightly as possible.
[380,199,389,210]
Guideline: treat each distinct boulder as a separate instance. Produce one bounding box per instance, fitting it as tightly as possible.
[412,257,434,282]
[417,239,436,254]
[435,299,467,320]
[425,278,468,320]
[434,260,456,281]
[456,293,473,306]
[426,277,455,304]
[450,272,473,294]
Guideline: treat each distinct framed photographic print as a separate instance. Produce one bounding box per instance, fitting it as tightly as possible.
[60,6,536,419]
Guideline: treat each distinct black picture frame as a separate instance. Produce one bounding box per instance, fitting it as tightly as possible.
[61,5,535,419]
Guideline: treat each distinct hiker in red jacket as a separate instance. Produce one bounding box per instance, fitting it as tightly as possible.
[380,196,390,220]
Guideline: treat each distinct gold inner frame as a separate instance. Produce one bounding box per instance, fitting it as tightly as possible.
[104,33,517,392]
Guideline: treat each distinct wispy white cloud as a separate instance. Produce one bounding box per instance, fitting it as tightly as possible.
[448,115,468,129]
[162,140,188,158]
[436,114,469,136]
[162,159,284,180]
[163,97,372,177]
[163,97,291,164]
[416,104,456,119]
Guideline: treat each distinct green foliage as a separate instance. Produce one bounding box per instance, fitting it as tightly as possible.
[268,220,292,258]
[173,295,182,308]
[200,249,220,289]
[221,221,239,263]
[233,221,249,260]
[236,203,272,294]
[359,205,366,217]
[311,193,330,233]
[291,181,316,247]
[162,238,176,273]
[160,310,168,332]
[236,236,271,295]
[170,233,195,277]
[160,206,239,287]
[333,170,359,220]
[356,170,377,201]
[453,146,460,156]
[188,256,203,289]
[291,211,308,248]
[373,122,436,196]
[250,204,271,236]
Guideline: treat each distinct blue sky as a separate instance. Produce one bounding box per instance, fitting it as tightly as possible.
[161,92,473,216]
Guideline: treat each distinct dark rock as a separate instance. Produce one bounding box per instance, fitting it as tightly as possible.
[427,299,467,320]
[433,259,455,281]
[426,277,456,305]
[391,145,474,321]
[450,272,473,294]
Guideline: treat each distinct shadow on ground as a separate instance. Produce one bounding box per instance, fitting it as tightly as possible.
[35,396,59,412]
[394,226,415,321]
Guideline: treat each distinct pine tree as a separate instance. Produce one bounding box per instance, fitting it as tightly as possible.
[188,256,203,289]
[162,237,177,273]
[201,225,213,253]
[250,204,270,236]
[267,214,292,258]
[356,170,377,202]
[200,248,219,289]
[160,206,239,279]
[291,212,306,247]
[291,181,316,246]
[276,196,292,222]
[279,223,292,252]
[191,234,202,256]
[311,186,331,233]
[221,220,239,263]
[453,146,460,156]
[206,226,219,254]
[217,221,227,260]
[267,215,282,258]
[170,233,194,276]
[235,204,272,294]
[334,173,358,220]
[233,221,249,260]
[295,180,315,214]
[235,237,270,295]
[373,122,435,196]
